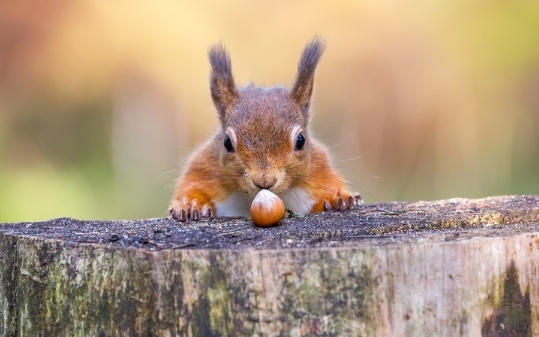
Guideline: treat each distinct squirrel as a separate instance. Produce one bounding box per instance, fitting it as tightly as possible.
[169,38,361,222]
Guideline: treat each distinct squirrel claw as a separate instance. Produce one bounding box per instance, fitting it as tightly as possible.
[347,196,355,208]
[179,209,187,222]
[168,208,177,220]
[168,207,187,222]
[192,209,200,221]
[321,191,362,213]
[327,195,350,212]
[347,194,363,208]
[201,207,213,219]
[323,200,332,211]
[337,197,347,211]
[353,194,363,207]
[200,204,214,219]
[169,198,215,222]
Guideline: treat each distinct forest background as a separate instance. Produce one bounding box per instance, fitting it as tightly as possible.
[1,1,538,222]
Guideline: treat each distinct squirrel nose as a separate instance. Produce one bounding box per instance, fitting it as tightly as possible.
[252,173,277,190]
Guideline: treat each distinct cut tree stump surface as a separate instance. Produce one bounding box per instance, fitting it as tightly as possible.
[1,195,538,250]
[1,195,539,337]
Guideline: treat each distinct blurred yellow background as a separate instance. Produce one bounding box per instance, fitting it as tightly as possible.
[1,1,538,222]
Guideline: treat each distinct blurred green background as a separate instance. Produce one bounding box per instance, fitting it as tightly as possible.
[1,1,538,222]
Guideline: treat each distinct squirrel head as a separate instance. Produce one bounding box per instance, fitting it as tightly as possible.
[208,38,325,195]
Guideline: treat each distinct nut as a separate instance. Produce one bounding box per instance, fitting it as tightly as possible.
[250,189,285,227]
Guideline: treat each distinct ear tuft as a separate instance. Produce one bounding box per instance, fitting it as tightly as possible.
[209,44,237,122]
[291,38,325,116]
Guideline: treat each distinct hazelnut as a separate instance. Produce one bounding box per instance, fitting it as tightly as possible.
[250,189,285,227]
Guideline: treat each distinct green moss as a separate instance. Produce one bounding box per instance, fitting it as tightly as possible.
[0,237,18,336]
[482,261,531,336]
[278,250,374,336]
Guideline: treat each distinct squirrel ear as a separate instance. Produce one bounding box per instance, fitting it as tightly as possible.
[291,38,325,117]
[209,44,238,122]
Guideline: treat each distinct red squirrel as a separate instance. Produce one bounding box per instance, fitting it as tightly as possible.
[169,38,361,222]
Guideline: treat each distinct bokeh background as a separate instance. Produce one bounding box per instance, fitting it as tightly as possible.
[1,1,538,222]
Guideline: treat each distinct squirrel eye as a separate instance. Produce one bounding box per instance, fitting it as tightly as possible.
[224,134,234,152]
[295,132,305,150]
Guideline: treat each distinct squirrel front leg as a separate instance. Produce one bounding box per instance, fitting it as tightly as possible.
[306,141,362,213]
[310,187,362,213]
[308,172,362,213]
[169,143,219,222]
[169,183,216,221]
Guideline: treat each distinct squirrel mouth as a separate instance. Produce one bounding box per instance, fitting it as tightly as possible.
[253,181,276,190]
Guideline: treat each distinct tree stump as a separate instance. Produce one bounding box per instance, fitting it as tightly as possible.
[1,195,538,336]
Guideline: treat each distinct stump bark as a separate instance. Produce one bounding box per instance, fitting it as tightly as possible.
[1,195,538,336]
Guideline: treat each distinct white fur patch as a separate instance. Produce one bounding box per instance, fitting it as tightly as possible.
[290,124,302,144]
[215,191,253,217]
[278,187,314,215]
[215,187,315,218]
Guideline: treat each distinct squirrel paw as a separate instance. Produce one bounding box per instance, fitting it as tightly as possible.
[323,192,362,212]
[169,198,215,222]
